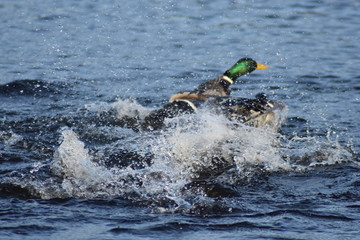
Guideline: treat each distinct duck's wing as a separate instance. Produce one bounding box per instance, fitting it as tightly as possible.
[206,96,287,130]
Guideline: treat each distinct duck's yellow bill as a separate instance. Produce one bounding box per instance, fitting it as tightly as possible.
[255,63,269,70]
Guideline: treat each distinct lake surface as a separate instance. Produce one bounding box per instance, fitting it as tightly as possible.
[1,0,360,239]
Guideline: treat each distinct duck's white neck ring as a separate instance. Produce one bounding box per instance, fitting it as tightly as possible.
[222,75,234,84]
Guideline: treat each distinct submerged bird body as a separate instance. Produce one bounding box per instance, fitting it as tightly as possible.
[142,95,287,131]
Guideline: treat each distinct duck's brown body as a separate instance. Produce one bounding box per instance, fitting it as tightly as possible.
[169,75,233,103]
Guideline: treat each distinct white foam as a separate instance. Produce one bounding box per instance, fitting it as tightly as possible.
[52,129,114,197]
[148,109,291,182]
[85,98,151,119]
[282,133,355,170]
[111,98,151,119]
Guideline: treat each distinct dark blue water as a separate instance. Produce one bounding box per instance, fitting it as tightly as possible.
[1,0,360,239]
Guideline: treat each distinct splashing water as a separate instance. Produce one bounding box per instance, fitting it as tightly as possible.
[15,98,355,211]
[85,98,151,120]
[52,129,113,197]
[149,109,290,181]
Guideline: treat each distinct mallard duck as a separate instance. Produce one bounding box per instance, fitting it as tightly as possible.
[169,58,268,103]
[141,58,286,131]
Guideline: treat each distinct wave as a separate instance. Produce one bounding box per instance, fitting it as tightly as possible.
[0,79,70,97]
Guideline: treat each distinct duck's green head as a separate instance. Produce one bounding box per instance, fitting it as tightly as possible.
[224,58,268,80]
